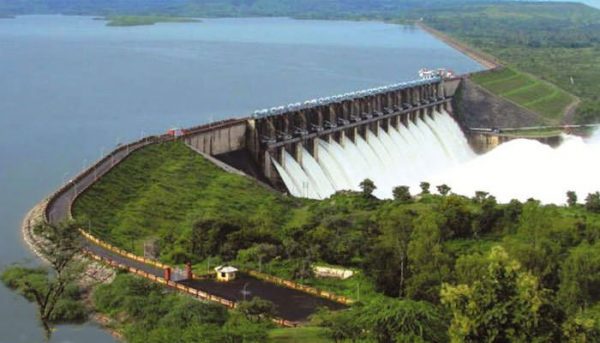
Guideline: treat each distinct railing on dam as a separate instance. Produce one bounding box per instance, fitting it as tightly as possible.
[252,77,443,119]
[265,97,452,149]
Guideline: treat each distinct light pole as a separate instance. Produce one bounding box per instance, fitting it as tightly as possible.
[71,181,77,202]
[62,171,70,186]
[49,209,56,223]
[242,282,250,301]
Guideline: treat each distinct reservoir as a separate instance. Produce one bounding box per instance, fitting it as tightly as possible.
[0,15,481,342]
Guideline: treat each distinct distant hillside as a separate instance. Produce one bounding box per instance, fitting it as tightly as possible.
[420,2,600,123]
[0,0,506,17]
[0,0,185,16]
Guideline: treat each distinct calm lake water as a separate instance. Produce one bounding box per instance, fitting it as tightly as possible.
[0,15,481,342]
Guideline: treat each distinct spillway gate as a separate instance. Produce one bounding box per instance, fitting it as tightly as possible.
[246,77,460,189]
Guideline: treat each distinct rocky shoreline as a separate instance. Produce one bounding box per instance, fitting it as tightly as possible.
[21,200,50,264]
[19,201,123,341]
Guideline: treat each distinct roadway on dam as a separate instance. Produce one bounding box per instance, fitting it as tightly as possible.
[44,136,345,322]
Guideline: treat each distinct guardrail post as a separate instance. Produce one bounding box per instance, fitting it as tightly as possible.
[185,262,193,280]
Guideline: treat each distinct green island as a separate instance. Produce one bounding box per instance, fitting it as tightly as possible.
[104,16,200,27]
[5,141,600,342]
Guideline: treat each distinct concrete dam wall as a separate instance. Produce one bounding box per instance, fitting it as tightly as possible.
[184,77,470,197]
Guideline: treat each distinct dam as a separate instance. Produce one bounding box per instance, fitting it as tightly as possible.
[185,74,468,198]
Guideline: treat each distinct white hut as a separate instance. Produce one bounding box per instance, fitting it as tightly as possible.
[215,265,238,282]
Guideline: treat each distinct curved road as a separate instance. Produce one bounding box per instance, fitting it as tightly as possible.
[46,137,164,278]
[42,133,345,322]
[47,139,155,225]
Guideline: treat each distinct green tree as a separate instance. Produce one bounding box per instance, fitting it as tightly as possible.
[359,178,376,198]
[501,199,523,234]
[236,297,277,322]
[505,201,564,289]
[160,297,228,328]
[473,190,490,203]
[392,185,412,202]
[562,304,600,343]
[436,184,451,196]
[366,208,415,297]
[190,217,242,261]
[517,200,550,248]
[567,191,578,207]
[406,212,451,303]
[419,182,431,195]
[319,299,448,343]
[559,242,600,314]
[453,252,488,285]
[437,194,474,239]
[222,312,269,342]
[585,192,600,213]
[441,246,554,342]
[363,299,448,343]
[473,194,501,237]
[1,220,86,339]
[318,306,364,343]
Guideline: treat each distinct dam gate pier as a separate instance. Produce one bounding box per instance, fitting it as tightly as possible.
[185,76,463,193]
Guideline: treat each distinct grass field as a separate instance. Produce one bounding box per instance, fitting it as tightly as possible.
[471,68,575,124]
[269,327,331,343]
[72,141,296,256]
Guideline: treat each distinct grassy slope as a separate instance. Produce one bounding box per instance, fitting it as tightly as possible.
[471,67,574,124]
[423,2,600,124]
[73,141,382,302]
[73,141,295,254]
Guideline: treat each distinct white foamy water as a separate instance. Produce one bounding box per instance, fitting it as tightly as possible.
[274,110,600,204]
[431,132,600,204]
[274,110,475,199]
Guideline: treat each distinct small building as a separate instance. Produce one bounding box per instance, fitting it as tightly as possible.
[215,265,238,282]
[167,127,185,137]
[313,265,354,280]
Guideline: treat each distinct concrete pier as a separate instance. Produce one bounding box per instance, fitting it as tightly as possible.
[184,76,463,192]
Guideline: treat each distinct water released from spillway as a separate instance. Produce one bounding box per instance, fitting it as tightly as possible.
[273,110,600,204]
[273,110,475,199]
[430,131,600,204]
